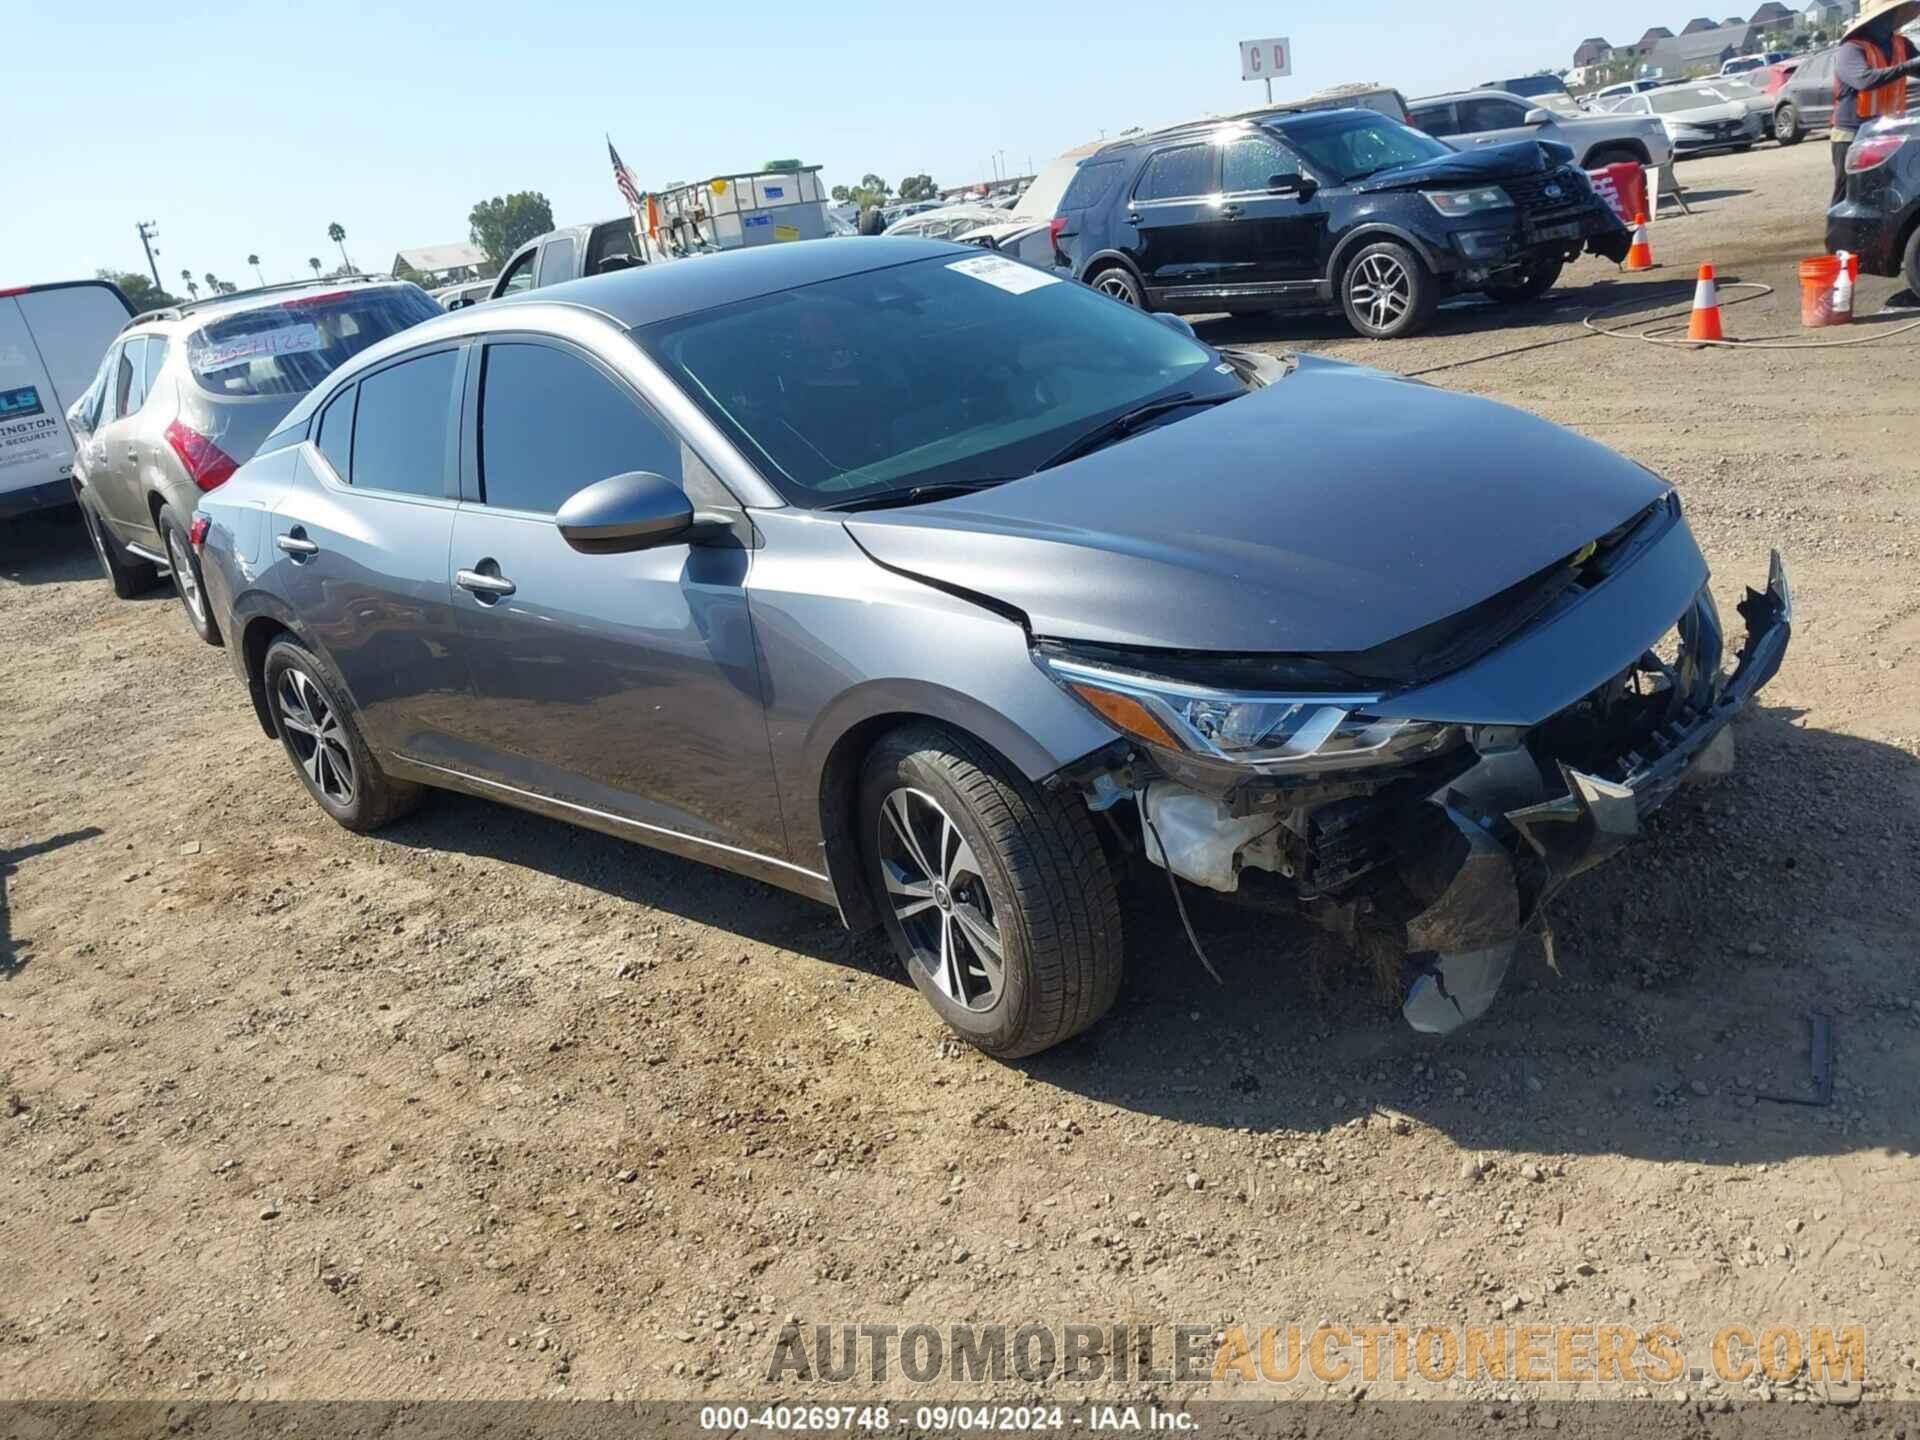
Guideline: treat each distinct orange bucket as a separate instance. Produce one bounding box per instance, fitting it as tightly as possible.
[1800,254,1858,328]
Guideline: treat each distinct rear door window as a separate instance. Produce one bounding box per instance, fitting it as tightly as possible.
[347,350,458,498]
[141,338,169,396]
[112,338,148,419]
[1459,97,1528,130]
[1410,103,1460,137]
[314,387,356,480]
[1134,144,1214,201]
[478,342,681,514]
[186,287,441,399]
[496,249,538,296]
[534,236,578,288]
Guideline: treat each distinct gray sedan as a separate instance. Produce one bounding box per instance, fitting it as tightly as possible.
[193,238,1790,1057]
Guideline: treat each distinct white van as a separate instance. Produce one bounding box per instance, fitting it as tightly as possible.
[0,280,135,518]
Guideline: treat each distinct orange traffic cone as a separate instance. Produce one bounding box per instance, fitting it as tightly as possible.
[1688,264,1725,342]
[1624,214,1655,271]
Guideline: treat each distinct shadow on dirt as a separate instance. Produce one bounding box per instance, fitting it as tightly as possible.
[0,507,100,586]
[1192,276,1704,348]
[1,828,105,978]
[1669,186,1753,206]
[1017,704,1920,1168]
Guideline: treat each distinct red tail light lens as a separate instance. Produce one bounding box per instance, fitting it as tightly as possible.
[188,514,211,550]
[1846,133,1907,173]
[1049,216,1067,250]
[164,420,238,492]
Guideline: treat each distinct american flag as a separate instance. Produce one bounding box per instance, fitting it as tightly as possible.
[607,137,650,256]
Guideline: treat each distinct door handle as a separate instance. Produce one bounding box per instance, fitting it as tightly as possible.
[276,533,319,559]
[1124,212,1142,224]
[1221,203,1244,219]
[125,447,139,463]
[456,567,517,600]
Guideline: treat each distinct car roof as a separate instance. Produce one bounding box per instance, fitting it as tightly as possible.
[1412,88,1547,105]
[492,236,970,329]
[1091,106,1389,159]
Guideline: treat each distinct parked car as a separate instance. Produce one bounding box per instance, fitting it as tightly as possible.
[1588,79,1665,110]
[0,280,134,519]
[1720,51,1791,76]
[1771,46,1841,144]
[432,279,494,311]
[1829,117,1920,295]
[67,278,441,642]
[1266,83,1415,125]
[1053,109,1630,338]
[1698,76,1779,130]
[884,204,1009,242]
[191,238,1790,1056]
[1410,89,1674,171]
[959,218,1067,265]
[488,218,646,301]
[1606,83,1766,156]
[1756,59,1803,100]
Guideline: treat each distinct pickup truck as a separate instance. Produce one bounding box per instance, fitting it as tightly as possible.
[486,217,646,301]
[1409,89,1675,171]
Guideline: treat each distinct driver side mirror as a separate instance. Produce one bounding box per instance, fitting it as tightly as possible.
[556,471,731,554]
[1524,107,1554,125]
[1269,172,1319,199]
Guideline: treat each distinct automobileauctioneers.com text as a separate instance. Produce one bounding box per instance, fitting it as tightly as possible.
[766,1321,1867,1388]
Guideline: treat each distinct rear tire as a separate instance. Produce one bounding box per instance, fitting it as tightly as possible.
[1774,104,1802,145]
[82,498,158,600]
[262,637,421,833]
[1484,256,1566,304]
[859,725,1123,1059]
[1087,265,1147,309]
[157,503,221,646]
[1902,223,1920,299]
[1340,241,1439,339]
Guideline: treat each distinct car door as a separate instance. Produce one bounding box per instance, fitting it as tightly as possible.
[1793,49,1837,129]
[1213,130,1332,291]
[269,345,470,761]
[533,233,580,290]
[442,336,786,858]
[1124,142,1225,299]
[66,341,120,511]
[91,337,149,533]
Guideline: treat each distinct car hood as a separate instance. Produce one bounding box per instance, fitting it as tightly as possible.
[844,356,1669,657]
[1349,139,1575,192]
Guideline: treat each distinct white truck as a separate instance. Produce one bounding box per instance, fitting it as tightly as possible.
[1,280,135,518]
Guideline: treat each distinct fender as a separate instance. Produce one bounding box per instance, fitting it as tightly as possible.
[1074,248,1149,291]
[224,588,360,740]
[1326,222,1451,292]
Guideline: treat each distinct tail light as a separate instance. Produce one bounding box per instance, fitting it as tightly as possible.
[1846,133,1908,173]
[188,514,211,551]
[164,420,238,492]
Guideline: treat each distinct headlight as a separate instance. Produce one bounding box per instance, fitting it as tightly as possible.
[1039,655,1458,774]
[1423,186,1512,218]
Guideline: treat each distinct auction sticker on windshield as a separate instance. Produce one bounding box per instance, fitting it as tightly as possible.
[191,322,325,374]
[948,254,1061,295]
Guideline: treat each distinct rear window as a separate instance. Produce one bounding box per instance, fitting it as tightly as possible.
[1060,160,1124,211]
[186,286,440,398]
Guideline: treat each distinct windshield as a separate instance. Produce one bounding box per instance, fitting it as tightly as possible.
[188,286,441,398]
[636,254,1240,505]
[1704,78,1758,99]
[1277,110,1453,183]
[1649,88,1732,114]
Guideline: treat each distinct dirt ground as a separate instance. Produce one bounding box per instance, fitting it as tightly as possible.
[3,138,1917,1408]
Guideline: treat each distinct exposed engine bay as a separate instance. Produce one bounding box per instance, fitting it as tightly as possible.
[1048,516,1793,1035]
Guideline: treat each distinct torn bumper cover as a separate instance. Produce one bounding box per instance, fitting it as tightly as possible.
[1403,553,1792,1034]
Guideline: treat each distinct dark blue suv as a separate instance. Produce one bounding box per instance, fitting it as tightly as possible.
[1828,119,1920,299]
[1053,107,1631,339]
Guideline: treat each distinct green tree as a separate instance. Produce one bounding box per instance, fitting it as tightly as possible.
[96,269,178,312]
[830,184,852,202]
[327,222,352,271]
[468,191,556,269]
[897,174,939,202]
[247,253,264,285]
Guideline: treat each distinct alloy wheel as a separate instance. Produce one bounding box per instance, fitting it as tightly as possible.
[1095,272,1138,305]
[166,530,205,626]
[275,667,357,806]
[876,787,1005,1012]
[1350,254,1413,332]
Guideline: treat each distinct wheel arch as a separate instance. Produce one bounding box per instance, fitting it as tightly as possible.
[1582,140,1651,167]
[1076,249,1148,290]
[228,593,346,740]
[1327,224,1447,287]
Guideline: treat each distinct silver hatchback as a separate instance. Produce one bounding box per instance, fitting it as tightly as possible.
[66,278,441,641]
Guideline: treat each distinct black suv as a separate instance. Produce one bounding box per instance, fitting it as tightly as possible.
[1053,108,1631,339]
[1828,119,1920,296]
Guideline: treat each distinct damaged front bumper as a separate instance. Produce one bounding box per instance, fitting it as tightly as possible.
[1402,552,1792,1033]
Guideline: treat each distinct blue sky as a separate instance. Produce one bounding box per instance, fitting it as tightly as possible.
[4,0,1694,290]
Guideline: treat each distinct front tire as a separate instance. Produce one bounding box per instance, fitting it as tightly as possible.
[1484,255,1565,305]
[263,638,421,833]
[157,503,221,646]
[860,725,1123,1059]
[1340,241,1439,339]
[1775,104,1802,145]
[81,498,158,600]
[1087,265,1147,309]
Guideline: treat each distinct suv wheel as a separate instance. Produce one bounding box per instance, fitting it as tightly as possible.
[82,499,159,600]
[1774,104,1802,145]
[1903,223,1920,300]
[1484,255,1565,305]
[157,503,221,646]
[1089,266,1146,309]
[859,725,1123,1059]
[263,637,421,833]
[1341,242,1439,340]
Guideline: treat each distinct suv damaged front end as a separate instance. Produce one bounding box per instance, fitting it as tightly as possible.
[1037,496,1792,1035]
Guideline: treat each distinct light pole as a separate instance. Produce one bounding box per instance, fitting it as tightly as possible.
[136,221,162,288]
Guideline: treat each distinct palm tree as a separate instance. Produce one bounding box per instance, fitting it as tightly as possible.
[184,278,200,299]
[308,257,322,279]
[248,254,264,285]
[327,222,352,272]
[204,272,219,296]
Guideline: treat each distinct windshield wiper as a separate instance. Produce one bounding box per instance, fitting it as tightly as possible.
[1037,393,1239,472]
[820,479,1014,514]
